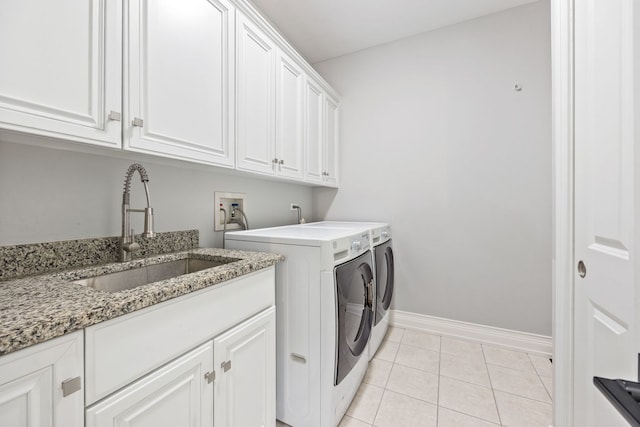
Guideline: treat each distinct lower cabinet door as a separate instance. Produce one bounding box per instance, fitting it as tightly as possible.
[214,307,276,427]
[86,341,213,427]
[0,331,84,427]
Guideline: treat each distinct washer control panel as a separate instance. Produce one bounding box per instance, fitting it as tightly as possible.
[350,232,370,255]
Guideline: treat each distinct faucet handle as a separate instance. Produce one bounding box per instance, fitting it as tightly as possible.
[124,229,140,254]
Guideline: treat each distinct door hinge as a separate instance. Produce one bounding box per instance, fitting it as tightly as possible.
[205,371,215,384]
[61,376,82,397]
[221,360,232,372]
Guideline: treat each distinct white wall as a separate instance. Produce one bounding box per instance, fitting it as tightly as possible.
[0,140,311,247]
[313,1,551,335]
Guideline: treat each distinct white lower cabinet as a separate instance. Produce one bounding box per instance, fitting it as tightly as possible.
[85,268,276,427]
[87,307,275,427]
[214,307,275,427]
[86,342,214,427]
[0,331,84,427]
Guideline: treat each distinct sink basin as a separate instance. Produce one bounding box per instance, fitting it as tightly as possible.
[75,257,237,293]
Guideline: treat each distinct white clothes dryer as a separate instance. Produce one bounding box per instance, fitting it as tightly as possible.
[225,225,373,427]
[302,222,394,360]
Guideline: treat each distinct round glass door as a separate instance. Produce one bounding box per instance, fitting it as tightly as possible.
[334,250,374,385]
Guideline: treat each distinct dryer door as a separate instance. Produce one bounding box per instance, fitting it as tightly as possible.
[375,240,394,326]
[334,250,374,385]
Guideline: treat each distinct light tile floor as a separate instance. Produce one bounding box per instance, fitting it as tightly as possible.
[277,327,553,427]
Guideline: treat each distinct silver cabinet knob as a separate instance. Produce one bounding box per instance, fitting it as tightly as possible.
[578,260,587,278]
[272,158,278,164]
[279,159,284,165]
[132,117,144,127]
[108,111,121,121]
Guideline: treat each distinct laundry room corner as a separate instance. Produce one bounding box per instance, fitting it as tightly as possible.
[311,0,552,341]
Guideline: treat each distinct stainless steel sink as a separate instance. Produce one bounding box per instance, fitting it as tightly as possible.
[75,257,237,293]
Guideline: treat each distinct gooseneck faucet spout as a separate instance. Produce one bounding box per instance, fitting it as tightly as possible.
[121,163,155,262]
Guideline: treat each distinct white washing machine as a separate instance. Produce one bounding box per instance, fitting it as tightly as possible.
[225,225,374,427]
[302,222,394,360]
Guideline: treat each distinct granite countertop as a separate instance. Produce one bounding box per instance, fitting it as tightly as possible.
[0,248,284,355]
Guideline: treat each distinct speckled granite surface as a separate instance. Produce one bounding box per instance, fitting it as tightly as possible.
[0,248,284,355]
[0,230,199,281]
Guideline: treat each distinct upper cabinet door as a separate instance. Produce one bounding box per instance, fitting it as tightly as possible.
[324,95,339,187]
[126,0,235,167]
[304,78,324,184]
[0,0,121,148]
[236,14,277,175]
[275,51,305,180]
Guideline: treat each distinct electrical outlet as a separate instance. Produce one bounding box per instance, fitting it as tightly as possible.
[214,192,246,231]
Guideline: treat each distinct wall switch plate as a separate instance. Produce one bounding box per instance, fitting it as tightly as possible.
[214,192,246,231]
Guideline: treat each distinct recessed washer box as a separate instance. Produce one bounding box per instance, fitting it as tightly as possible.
[214,192,246,231]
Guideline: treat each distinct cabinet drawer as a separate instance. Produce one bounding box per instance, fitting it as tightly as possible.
[85,267,274,404]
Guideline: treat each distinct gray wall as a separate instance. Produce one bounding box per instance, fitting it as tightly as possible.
[0,140,312,247]
[313,1,552,335]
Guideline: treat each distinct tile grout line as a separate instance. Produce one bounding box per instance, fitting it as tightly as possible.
[370,329,403,426]
[440,407,502,426]
[481,344,504,426]
[527,352,553,401]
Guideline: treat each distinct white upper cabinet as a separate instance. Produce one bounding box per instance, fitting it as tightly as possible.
[323,94,340,187]
[275,51,305,180]
[305,79,339,187]
[235,13,277,175]
[0,0,122,148]
[125,0,235,167]
[0,0,339,185]
[304,78,325,184]
[236,13,310,183]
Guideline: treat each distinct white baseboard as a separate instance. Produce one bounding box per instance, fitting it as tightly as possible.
[390,310,552,356]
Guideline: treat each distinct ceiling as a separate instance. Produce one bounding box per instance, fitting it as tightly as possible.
[249,0,540,63]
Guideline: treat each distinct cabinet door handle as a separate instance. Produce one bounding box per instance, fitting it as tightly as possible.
[132,117,144,127]
[61,377,82,397]
[107,111,121,121]
[204,371,215,384]
[279,159,284,165]
[221,360,232,372]
[291,353,307,363]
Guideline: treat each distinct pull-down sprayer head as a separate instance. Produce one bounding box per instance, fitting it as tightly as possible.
[122,163,154,239]
[120,163,155,262]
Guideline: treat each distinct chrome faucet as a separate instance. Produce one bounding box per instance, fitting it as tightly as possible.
[120,163,155,262]
[291,204,306,224]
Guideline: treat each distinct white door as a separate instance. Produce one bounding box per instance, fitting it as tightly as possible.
[126,0,235,167]
[573,0,639,424]
[214,307,275,427]
[0,0,121,147]
[0,332,83,427]
[236,14,277,175]
[324,95,340,187]
[304,78,324,184]
[86,342,213,427]
[275,51,305,180]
